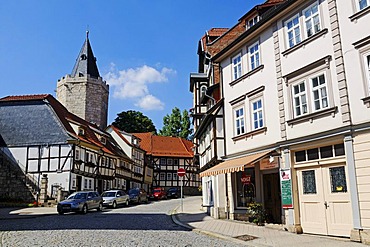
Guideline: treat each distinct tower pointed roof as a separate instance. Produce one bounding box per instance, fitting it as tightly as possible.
[71,31,100,78]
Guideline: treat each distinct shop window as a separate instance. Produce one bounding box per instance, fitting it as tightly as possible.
[330,166,347,193]
[236,169,255,208]
[302,170,316,194]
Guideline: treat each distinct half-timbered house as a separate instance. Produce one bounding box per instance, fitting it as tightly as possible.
[0,94,133,201]
[107,125,152,191]
[133,132,200,195]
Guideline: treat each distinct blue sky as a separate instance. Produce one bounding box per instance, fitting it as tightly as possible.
[0,0,258,130]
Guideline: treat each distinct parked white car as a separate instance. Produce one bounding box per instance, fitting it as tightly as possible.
[101,190,130,208]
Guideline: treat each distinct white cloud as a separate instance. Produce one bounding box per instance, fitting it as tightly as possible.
[135,94,165,111]
[104,64,176,100]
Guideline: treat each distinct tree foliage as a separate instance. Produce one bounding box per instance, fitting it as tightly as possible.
[159,107,192,139]
[112,110,156,133]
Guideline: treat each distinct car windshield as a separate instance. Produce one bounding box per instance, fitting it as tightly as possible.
[153,189,161,193]
[68,192,87,200]
[101,192,116,197]
[168,188,176,192]
[128,189,138,195]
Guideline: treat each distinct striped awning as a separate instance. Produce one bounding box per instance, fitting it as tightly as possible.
[199,150,272,177]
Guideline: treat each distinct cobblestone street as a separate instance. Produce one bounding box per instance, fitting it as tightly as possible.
[0,199,237,247]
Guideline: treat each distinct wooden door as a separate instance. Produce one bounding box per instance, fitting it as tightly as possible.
[263,173,282,223]
[297,164,352,236]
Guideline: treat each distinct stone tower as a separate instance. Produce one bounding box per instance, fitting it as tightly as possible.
[56,31,109,129]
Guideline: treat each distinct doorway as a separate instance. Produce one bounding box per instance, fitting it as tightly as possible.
[76,176,82,191]
[297,164,352,237]
[263,173,282,223]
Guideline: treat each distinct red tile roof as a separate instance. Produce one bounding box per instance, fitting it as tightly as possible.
[207,28,229,37]
[0,94,49,101]
[132,132,193,158]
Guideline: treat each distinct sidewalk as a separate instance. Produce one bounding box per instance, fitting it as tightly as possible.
[0,206,57,219]
[171,196,367,247]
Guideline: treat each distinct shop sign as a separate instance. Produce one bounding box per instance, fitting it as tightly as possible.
[241,174,251,184]
[280,169,293,208]
[260,157,279,170]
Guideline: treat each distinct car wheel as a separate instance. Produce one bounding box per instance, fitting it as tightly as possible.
[58,211,64,215]
[138,197,141,204]
[112,201,117,209]
[81,204,88,214]
[97,203,103,212]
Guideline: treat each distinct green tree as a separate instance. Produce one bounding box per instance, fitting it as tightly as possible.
[159,107,192,139]
[112,110,156,133]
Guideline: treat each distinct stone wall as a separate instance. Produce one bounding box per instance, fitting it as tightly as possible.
[56,74,109,129]
[0,152,35,203]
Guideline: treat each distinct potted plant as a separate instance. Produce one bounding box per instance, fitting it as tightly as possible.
[246,202,266,225]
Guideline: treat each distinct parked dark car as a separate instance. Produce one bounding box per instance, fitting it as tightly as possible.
[166,187,181,199]
[151,187,167,200]
[128,188,148,204]
[57,191,103,215]
[102,190,130,208]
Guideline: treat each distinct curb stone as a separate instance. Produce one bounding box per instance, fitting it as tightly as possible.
[170,207,265,247]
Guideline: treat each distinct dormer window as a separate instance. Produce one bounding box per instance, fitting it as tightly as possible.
[100,137,106,144]
[78,127,85,136]
[246,15,259,30]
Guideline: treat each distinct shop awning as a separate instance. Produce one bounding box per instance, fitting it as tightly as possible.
[199,150,272,177]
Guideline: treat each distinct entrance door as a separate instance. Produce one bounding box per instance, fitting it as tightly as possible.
[297,164,352,237]
[76,176,82,191]
[263,173,282,223]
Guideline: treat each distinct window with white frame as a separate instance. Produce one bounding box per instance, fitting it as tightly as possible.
[251,99,264,130]
[160,173,165,180]
[246,15,259,29]
[311,74,328,111]
[75,149,80,160]
[293,82,308,117]
[303,2,321,38]
[249,42,260,70]
[234,107,245,135]
[364,53,370,93]
[167,173,172,180]
[358,0,369,10]
[232,53,242,80]
[291,72,329,118]
[286,14,301,48]
[285,2,322,49]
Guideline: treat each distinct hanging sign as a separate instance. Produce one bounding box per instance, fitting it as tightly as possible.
[280,169,293,209]
[260,157,279,170]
